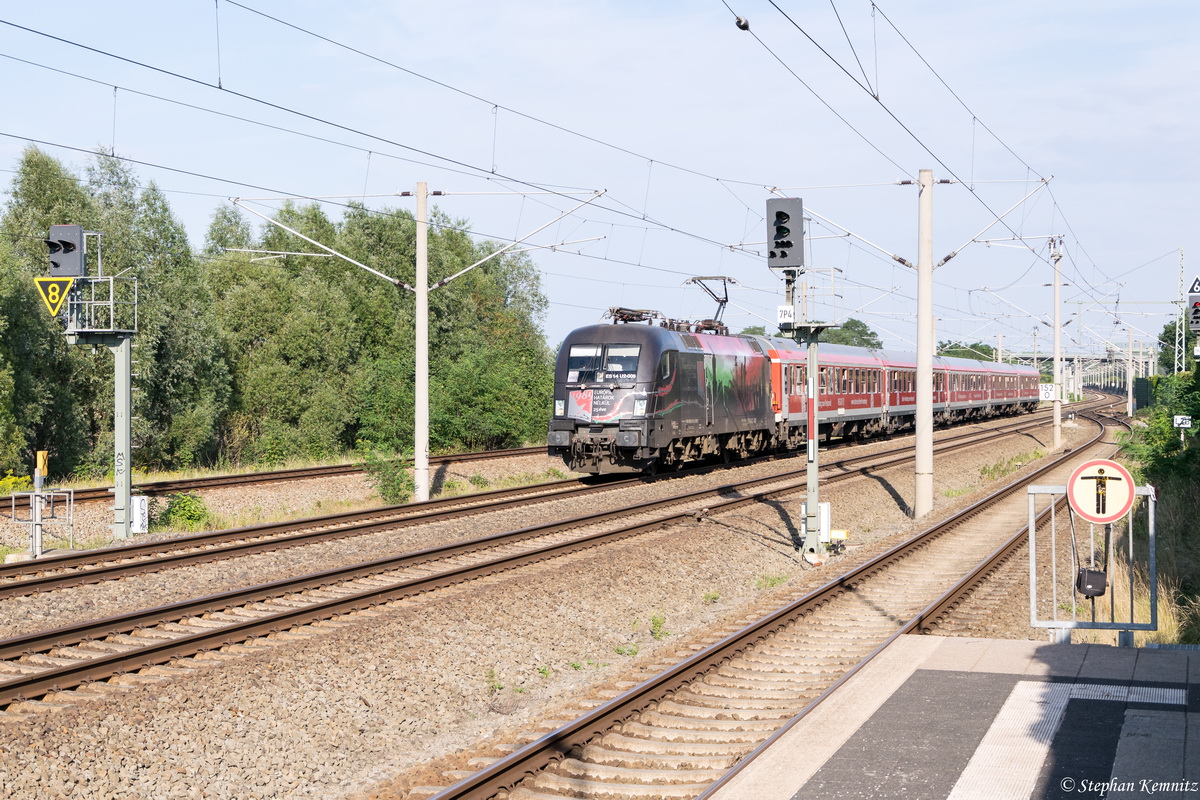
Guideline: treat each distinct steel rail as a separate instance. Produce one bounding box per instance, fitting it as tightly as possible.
[7,446,546,509]
[0,410,1072,597]
[427,410,1115,800]
[698,408,1131,797]
[0,408,1102,709]
[0,474,617,593]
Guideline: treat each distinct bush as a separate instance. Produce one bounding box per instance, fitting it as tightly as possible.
[153,492,210,530]
[0,470,32,495]
[357,444,415,505]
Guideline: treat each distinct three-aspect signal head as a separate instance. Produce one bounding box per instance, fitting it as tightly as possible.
[45,224,86,277]
[1190,294,1200,333]
[766,197,804,270]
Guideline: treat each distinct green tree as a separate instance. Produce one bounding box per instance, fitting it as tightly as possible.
[738,325,768,336]
[821,318,882,348]
[1157,319,1197,374]
[86,154,231,469]
[202,203,254,258]
[0,147,98,477]
[938,340,995,361]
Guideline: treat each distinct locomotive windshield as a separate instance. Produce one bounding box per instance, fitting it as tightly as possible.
[566,343,641,383]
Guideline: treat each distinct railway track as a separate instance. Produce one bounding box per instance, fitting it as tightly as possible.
[0,409,1071,598]
[410,407,1123,800]
[0,406,1100,716]
[6,445,547,509]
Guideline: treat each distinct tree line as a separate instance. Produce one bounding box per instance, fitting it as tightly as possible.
[0,147,554,480]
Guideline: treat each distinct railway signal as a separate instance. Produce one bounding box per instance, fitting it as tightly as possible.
[45,224,86,277]
[766,197,804,270]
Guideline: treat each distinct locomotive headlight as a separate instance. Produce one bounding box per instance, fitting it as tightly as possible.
[634,398,647,416]
[555,400,565,417]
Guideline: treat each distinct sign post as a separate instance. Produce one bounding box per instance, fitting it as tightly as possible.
[1175,415,1192,448]
[1029,459,1154,646]
[40,226,139,541]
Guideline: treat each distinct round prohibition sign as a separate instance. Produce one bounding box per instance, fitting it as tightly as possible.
[1067,459,1135,525]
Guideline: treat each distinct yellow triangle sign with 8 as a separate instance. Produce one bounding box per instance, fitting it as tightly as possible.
[34,277,73,316]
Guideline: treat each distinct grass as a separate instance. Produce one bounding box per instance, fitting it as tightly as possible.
[755,574,790,591]
[434,468,573,499]
[1129,470,1200,644]
[65,454,364,490]
[87,461,574,537]
[1065,473,1196,647]
[163,496,376,535]
[702,590,720,605]
[978,449,1045,481]
[52,449,572,496]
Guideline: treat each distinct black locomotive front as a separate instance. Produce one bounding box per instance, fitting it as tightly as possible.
[548,323,773,474]
[547,324,667,473]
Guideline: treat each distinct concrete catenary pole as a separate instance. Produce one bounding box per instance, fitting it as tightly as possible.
[1126,326,1134,417]
[1051,245,1063,451]
[914,169,934,519]
[414,182,430,502]
[112,334,132,539]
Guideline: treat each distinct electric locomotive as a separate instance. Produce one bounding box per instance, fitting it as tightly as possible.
[547,315,772,473]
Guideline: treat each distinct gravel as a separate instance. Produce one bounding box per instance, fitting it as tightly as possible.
[0,416,1094,799]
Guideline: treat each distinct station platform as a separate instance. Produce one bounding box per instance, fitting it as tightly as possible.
[710,636,1200,800]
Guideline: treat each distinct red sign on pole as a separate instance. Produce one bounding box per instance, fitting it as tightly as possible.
[1067,459,1135,525]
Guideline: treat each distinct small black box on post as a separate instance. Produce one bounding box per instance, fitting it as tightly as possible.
[1076,568,1107,598]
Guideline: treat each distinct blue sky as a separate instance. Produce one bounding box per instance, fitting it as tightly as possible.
[1,1,1196,360]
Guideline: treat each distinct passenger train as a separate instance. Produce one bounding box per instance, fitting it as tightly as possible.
[547,314,1041,474]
